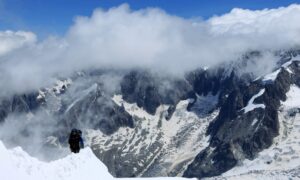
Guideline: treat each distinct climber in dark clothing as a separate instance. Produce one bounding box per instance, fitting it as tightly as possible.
[68,129,84,153]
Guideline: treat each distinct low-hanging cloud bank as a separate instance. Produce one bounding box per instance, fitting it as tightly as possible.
[1,3,300,95]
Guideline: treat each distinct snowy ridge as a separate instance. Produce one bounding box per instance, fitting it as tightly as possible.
[258,57,299,82]
[0,141,111,180]
[36,78,73,113]
[0,141,195,180]
[262,69,281,82]
[37,79,72,100]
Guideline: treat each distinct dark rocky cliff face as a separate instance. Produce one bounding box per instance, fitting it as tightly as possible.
[0,92,41,123]
[117,59,299,178]
[62,85,134,135]
[120,70,194,115]
[184,61,300,178]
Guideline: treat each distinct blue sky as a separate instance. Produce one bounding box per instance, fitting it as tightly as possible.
[1,0,300,37]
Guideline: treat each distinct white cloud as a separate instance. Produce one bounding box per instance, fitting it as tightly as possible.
[61,3,300,75]
[0,30,36,56]
[1,3,300,95]
[208,4,300,49]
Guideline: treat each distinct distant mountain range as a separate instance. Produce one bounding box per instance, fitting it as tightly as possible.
[1,50,300,179]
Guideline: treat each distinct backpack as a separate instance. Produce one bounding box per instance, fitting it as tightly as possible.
[70,129,84,148]
[71,129,81,136]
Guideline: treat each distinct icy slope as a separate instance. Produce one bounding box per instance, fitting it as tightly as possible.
[0,141,194,180]
[208,166,300,180]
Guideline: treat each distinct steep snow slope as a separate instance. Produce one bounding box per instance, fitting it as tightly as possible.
[0,141,195,180]
[0,141,111,180]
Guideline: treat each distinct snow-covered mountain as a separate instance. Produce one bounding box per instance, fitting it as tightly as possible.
[87,94,218,177]
[0,141,194,180]
[1,50,300,179]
